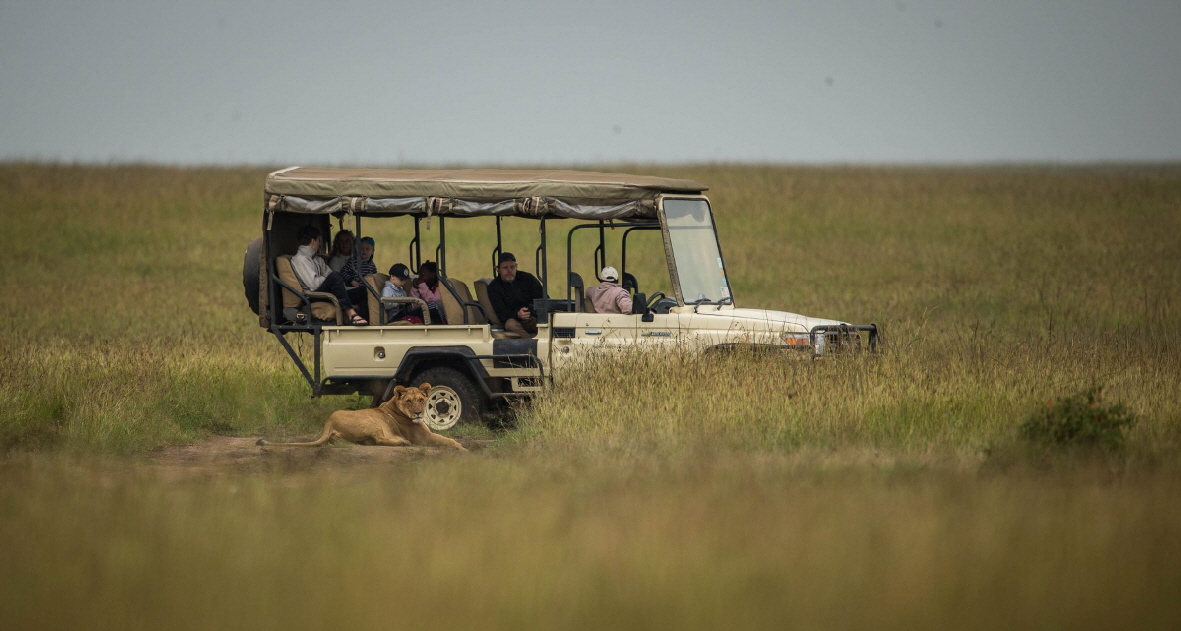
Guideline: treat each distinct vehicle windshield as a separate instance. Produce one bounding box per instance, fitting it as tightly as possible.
[662,198,731,304]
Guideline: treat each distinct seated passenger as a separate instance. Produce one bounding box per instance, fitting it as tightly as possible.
[410,260,446,324]
[341,236,377,288]
[487,252,545,338]
[291,226,367,325]
[586,266,632,314]
[337,236,376,316]
[328,229,354,272]
[382,263,421,324]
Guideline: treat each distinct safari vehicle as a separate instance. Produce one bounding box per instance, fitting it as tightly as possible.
[244,168,878,429]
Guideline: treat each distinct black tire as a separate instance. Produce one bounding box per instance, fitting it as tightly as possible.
[243,237,263,315]
[411,367,485,430]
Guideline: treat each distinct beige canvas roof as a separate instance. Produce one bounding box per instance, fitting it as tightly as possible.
[264,167,708,220]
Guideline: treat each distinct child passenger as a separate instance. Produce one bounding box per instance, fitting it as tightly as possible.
[410,261,446,324]
[382,264,421,324]
[341,236,377,288]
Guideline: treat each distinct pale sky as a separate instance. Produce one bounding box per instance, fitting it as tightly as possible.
[2,1,1179,165]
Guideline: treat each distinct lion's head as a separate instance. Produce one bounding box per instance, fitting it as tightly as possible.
[388,384,431,423]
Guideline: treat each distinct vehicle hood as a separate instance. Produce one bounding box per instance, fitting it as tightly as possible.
[692,307,850,334]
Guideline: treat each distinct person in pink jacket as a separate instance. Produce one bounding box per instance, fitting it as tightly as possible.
[586,266,632,314]
[410,260,446,324]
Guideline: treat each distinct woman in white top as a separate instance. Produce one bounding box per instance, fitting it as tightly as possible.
[290,226,368,325]
[327,229,354,272]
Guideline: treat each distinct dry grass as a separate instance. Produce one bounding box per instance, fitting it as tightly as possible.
[2,457,1179,630]
[1,163,1180,629]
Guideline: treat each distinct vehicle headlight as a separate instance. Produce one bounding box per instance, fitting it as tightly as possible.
[781,332,810,348]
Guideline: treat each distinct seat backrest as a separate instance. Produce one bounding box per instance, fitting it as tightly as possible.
[438,277,485,325]
[364,273,390,325]
[454,280,486,324]
[437,278,463,325]
[275,254,336,322]
[568,272,585,312]
[474,278,501,325]
[275,255,302,309]
[621,272,638,294]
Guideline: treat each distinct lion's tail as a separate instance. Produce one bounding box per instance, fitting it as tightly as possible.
[256,424,335,448]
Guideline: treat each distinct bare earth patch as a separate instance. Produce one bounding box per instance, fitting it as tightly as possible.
[144,435,491,478]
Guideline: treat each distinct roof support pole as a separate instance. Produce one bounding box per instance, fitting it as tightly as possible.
[537,218,548,300]
[437,216,446,275]
[410,217,421,272]
[620,223,662,294]
[565,222,600,302]
[493,216,503,277]
[353,211,362,268]
[565,224,574,302]
[595,221,606,280]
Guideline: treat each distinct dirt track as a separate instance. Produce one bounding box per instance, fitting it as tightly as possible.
[144,435,489,478]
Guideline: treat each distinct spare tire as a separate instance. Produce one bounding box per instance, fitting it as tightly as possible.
[243,237,263,315]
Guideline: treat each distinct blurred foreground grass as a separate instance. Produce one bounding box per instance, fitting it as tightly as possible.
[2,456,1179,630]
[1,163,1180,628]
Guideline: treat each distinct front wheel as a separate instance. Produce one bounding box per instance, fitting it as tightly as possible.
[411,367,485,430]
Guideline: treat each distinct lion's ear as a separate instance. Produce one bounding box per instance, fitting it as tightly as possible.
[418,383,431,393]
[393,385,406,396]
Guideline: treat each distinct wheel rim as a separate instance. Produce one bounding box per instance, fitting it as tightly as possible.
[423,385,462,431]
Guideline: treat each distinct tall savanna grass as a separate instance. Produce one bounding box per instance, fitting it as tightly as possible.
[519,165,1181,461]
[522,331,1179,460]
[2,163,1177,455]
[2,163,1180,629]
[0,165,351,452]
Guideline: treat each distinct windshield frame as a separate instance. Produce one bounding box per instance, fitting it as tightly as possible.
[657,195,734,307]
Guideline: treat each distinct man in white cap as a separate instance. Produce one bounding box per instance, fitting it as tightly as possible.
[586,266,632,314]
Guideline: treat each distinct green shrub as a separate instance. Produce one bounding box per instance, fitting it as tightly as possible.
[1020,387,1135,452]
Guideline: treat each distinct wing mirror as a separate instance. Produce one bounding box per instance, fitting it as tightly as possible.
[631,292,647,315]
[632,292,655,322]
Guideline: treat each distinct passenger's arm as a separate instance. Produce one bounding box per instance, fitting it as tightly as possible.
[381,286,404,318]
[290,255,324,290]
[312,256,331,288]
[615,288,632,314]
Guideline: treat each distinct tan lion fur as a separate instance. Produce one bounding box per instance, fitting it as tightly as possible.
[257,383,466,451]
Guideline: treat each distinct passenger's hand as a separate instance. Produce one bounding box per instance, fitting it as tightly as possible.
[517,307,532,321]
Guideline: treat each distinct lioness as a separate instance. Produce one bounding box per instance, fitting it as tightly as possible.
[257,383,466,451]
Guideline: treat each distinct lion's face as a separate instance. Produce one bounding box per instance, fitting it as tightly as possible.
[390,383,431,423]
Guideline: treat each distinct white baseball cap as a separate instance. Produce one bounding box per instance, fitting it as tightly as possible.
[601,266,619,282]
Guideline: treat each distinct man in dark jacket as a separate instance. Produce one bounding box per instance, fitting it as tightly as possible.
[487,252,545,338]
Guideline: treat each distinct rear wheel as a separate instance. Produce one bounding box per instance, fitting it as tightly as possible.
[411,367,484,430]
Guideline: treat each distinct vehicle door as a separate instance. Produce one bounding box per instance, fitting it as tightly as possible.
[548,310,639,368]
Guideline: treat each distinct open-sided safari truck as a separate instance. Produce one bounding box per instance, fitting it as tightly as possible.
[243,168,878,430]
